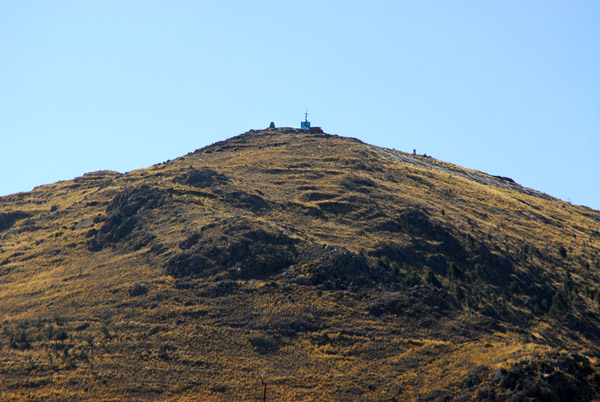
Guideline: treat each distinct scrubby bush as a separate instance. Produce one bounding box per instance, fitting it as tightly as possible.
[130,283,148,297]
[249,335,279,355]
[46,324,56,340]
[558,245,568,258]
[405,268,421,287]
[55,329,69,341]
[448,263,463,281]
[453,285,466,304]
[549,290,569,315]
[10,329,31,350]
[100,325,111,339]
[424,271,441,288]
[158,344,176,360]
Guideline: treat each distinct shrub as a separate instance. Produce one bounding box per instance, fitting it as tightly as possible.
[55,329,69,341]
[158,344,173,360]
[466,234,475,247]
[100,325,111,339]
[562,272,575,296]
[558,245,567,258]
[448,263,463,281]
[46,324,56,340]
[405,268,421,287]
[54,315,65,326]
[549,290,569,315]
[389,261,400,275]
[424,271,441,288]
[85,334,95,347]
[518,244,530,263]
[130,283,148,297]
[379,256,400,275]
[10,329,31,350]
[249,335,279,355]
[453,285,466,304]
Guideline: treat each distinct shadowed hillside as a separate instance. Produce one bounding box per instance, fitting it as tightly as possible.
[2,127,600,401]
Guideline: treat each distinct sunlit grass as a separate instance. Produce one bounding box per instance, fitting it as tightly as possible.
[1,129,599,400]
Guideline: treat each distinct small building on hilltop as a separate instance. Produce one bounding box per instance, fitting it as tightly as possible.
[300,111,322,133]
[301,111,311,131]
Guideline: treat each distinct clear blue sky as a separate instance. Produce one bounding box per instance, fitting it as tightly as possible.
[1,1,599,210]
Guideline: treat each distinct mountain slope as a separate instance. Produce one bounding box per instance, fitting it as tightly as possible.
[1,127,600,401]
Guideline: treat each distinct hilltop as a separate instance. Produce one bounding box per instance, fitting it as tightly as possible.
[1,127,600,401]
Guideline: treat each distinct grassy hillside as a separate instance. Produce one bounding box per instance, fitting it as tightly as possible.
[1,127,600,401]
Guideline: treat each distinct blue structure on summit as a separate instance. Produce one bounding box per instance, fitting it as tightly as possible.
[298,111,322,133]
[301,111,311,131]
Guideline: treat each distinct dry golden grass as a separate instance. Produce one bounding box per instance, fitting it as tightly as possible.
[1,128,600,400]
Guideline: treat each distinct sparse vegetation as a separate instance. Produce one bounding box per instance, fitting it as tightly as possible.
[1,128,599,401]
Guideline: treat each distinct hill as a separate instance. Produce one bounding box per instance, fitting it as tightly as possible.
[1,127,600,401]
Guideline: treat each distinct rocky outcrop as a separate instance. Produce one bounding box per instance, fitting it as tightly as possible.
[175,167,228,188]
[0,211,29,231]
[165,218,297,279]
[456,352,600,401]
[87,184,164,251]
[301,245,398,290]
